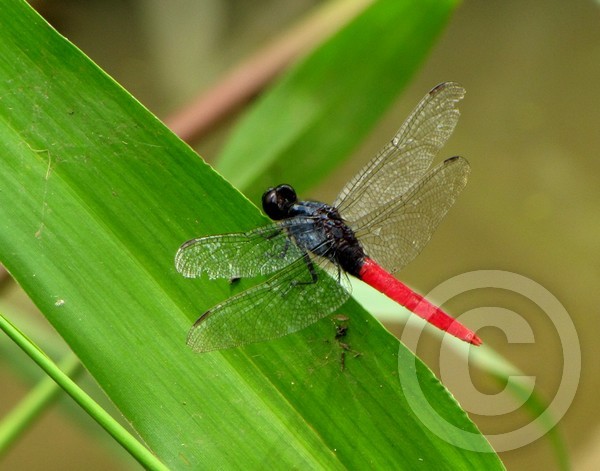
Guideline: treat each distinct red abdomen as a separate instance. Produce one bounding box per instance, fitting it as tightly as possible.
[358,258,481,345]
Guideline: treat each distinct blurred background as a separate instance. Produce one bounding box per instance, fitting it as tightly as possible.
[1,0,599,469]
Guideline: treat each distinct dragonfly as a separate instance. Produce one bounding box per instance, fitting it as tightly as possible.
[176,82,481,352]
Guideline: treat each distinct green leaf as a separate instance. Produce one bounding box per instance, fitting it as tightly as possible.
[217,0,456,201]
[0,316,166,470]
[0,0,503,469]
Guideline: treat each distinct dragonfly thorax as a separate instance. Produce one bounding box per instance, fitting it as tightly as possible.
[284,198,366,278]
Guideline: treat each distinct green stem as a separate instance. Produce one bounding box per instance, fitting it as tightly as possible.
[0,352,82,456]
[0,313,168,471]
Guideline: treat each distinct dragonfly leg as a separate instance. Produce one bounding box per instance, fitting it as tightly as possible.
[276,253,318,299]
[262,228,293,260]
[292,253,318,286]
[278,236,292,259]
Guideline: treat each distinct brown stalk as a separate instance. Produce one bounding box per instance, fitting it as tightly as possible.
[164,0,372,144]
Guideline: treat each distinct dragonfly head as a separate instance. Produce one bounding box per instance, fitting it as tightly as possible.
[262,184,297,220]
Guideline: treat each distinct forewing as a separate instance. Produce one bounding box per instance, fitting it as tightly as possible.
[334,82,465,222]
[175,221,306,279]
[186,256,351,353]
[352,156,470,274]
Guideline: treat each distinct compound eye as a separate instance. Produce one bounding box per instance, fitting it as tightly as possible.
[276,184,296,203]
[262,184,297,220]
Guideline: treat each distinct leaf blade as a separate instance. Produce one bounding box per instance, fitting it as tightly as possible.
[0,1,503,469]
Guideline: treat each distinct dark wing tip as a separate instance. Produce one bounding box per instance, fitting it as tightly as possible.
[430,81,465,97]
[443,156,471,175]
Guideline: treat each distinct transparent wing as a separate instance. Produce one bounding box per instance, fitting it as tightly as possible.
[186,255,352,353]
[334,82,465,222]
[175,219,314,279]
[352,156,470,274]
